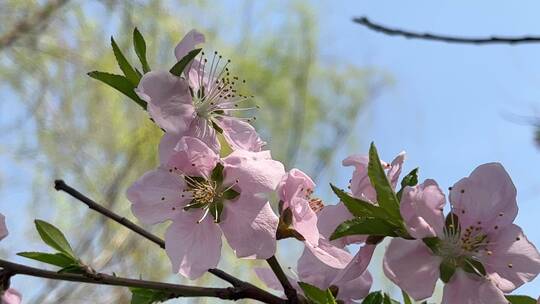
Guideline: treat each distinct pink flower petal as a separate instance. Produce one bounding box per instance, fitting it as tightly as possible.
[383,239,440,300]
[254,268,285,291]
[291,197,320,246]
[1,289,21,304]
[135,71,195,134]
[223,150,285,194]
[388,151,406,189]
[165,210,222,279]
[277,168,315,204]
[174,29,205,61]
[333,244,376,286]
[299,245,349,288]
[306,238,352,269]
[217,116,266,152]
[342,154,376,202]
[185,117,220,153]
[126,168,188,225]
[158,133,181,165]
[483,224,540,292]
[219,194,278,259]
[441,270,508,304]
[168,136,219,177]
[316,203,366,247]
[400,179,446,239]
[450,163,517,234]
[335,271,372,303]
[0,213,8,241]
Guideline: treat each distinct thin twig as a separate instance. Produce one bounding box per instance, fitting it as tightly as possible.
[353,17,540,45]
[266,256,298,304]
[0,0,70,50]
[53,179,287,302]
[0,259,285,304]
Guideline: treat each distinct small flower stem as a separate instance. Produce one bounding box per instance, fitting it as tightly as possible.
[53,179,284,302]
[0,259,286,303]
[266,256,298,304]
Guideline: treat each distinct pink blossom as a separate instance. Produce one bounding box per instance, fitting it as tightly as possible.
[0,213,7,241]
[277,169,320,246]
[136,30,265,160]
[1,289,21,304]
[255,246,372,303]
[384,163,540,302]
[127,136,284,279]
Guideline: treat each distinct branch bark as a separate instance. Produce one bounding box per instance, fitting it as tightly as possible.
[353,16,540,45]
[266,256,298,304]
[0,259,285,304]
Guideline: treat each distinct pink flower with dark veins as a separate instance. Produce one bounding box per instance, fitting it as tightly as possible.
[136,29,266,163]
[277,169,320,246]
[127,136,284,279]
[383,163,540,303]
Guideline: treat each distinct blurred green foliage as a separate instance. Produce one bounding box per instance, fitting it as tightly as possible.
[0,0,387,302]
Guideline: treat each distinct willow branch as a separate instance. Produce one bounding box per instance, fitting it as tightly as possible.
[266,256,298,303]
[0,259,285,304]
[353,16,540,45]
[0,0,69,50]
[53,180,287,302]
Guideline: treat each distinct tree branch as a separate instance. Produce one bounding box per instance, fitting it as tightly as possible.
[53,179,287,302]
[0,259,285,304]
[0,0,69,50]
[266,256,298,303]
[353,16,540,45]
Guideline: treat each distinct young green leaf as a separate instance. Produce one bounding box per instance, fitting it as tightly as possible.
[57,264,87,274]
[111,37,141,85]
[330,184,392,221]
[17,251,76,268]
[130,288,169,304]
[396,167,419,200]
[330,217,399,240]
[439,260,456,283]
[170,48,202,77]
[211,163,225,185]
[401,290,412,304]
[362,291,384,304]
[222,188,240,200]
[367,142,401,219]
[133,28,151,73]
[298,282,337,304]
[34,220,76,259]
[505,295,537,304]
[87,71,147,109]
[462,257,487,277]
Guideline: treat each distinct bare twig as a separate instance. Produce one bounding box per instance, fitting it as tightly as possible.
[0,0,70,50]
[0,259,285,304]
[353,17,540,45]
[266,256,298,304]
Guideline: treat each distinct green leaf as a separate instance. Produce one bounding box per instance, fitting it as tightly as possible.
[130,288,169,304]
[383,294,400,304]
[362,291,384,304]
[87,71,147,109]
[462,257,487,277]
[298,282,337,304]
[111,37,141,85]
[211,163,224,185]
[506,295,537,304]
[396,167,419,200]
[401,290,412,304]
[222,188,240,200]
[34,220,76,259]
[133,28,151,73]
[210,200,224,223]
[57,264,86,274]
[439,260,456,283]
[331,217,399,240]
[330,184,392,221]
[367,142,401,219]
[169,48,202,76]
[17,251,76,268]
[422,237,441,254]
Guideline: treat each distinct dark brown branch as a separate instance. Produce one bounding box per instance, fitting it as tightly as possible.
[266,256,298,303]
[353,17,540,45]
[0,0,69,50]
[0,259,285,304]
[53,179,287,302]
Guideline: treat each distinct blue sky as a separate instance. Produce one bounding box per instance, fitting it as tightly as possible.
[2,0,540,301]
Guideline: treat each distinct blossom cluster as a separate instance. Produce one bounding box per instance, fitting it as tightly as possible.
[123,29,540,304]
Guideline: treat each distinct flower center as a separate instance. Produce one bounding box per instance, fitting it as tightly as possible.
[187,178,219,206]
[439,216,490,262]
